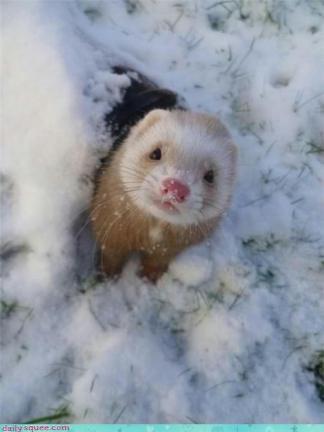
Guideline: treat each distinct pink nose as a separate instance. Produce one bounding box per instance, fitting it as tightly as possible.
[161,178,190,203]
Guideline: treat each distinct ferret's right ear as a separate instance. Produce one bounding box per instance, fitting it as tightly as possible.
[135,109,169,137]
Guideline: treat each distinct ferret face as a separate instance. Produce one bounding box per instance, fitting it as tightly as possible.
[119,110,237,226]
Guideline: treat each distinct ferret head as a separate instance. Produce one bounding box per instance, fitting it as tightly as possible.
[119,109,237,226]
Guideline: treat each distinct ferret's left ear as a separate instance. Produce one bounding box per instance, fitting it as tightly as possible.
[133,109,169,137]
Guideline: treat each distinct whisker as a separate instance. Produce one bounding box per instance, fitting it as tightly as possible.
[120,164,146,178]
[97,205,136,271]
[121,162,160,186]
[75,200,108,240]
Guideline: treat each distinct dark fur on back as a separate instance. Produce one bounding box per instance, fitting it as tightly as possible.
[104,66,186,151]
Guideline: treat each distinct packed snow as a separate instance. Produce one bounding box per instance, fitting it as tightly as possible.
[1,0,324,424]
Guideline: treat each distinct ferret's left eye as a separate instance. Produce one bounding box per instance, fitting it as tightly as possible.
[149,148,162,161]
[203,170,214,184]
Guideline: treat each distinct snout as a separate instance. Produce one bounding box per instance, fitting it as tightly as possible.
[160,177,190,203]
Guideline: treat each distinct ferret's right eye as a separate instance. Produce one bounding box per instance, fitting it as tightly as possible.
[149,148,162,161]
[203,170,215,184]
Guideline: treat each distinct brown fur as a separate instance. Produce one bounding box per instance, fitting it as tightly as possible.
[91,110,236,282]
[91,150,218,282]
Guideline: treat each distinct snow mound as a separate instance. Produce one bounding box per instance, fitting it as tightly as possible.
[169,244,213,286]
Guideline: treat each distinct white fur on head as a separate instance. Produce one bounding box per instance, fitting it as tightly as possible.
[119,109,237,226]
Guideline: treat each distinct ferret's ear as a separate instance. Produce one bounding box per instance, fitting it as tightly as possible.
[135,109,169,137]
[194,112,238,157]
[194,113,230,138]
[143,108,169,124]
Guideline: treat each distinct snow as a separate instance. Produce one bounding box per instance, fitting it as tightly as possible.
[1,0,324,424]
[169,243,214,286]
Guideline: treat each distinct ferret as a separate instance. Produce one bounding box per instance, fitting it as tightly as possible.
[91,107,237,282]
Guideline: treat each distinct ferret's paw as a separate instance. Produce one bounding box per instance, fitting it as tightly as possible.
[138,264,167,284]
[138,256,169,283]
[99,257,125,281]
[99,268,122,282]
[138,269,162,283]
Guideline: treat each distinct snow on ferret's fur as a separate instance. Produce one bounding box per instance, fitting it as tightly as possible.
[91,109,237,281]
